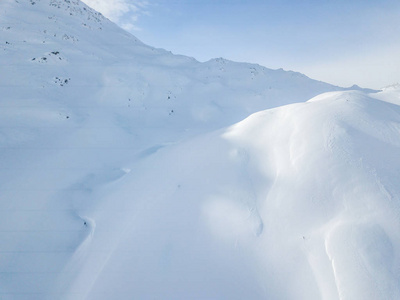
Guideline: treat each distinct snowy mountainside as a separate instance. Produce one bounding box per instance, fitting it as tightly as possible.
[1,0,351,137]
[1,0,399,299]
[52,89,400,300]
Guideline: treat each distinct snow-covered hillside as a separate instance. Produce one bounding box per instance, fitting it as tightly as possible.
[1,0,399,299]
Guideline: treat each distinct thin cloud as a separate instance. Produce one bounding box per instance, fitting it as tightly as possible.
[81,0,149,30]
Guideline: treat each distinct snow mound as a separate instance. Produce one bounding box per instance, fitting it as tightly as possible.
[42,90,399,299]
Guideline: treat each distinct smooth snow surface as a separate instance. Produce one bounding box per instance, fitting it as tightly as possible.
[1,0,399,299]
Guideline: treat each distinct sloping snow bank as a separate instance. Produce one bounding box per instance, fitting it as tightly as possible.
[53,90,400,299]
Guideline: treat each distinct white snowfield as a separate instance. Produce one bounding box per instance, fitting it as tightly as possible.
[1,0,399,299]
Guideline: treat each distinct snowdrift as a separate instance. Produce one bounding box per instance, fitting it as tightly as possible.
[1,0,399,299]
[51,90,400,300]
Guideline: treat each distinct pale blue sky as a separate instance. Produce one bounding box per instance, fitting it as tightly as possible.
[83,0,400,89]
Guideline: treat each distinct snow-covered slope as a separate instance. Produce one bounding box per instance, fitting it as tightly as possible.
[58,89,400,300]
[1,0,399,299]
[1,0,354,136]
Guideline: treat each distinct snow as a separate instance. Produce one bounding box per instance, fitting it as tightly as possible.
[1,0,400,299]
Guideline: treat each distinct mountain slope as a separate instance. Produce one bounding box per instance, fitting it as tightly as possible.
[1,0,399,299]
[46,90,399,300]
[1,0,353,136]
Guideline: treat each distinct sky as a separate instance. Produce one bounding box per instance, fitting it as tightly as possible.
[81,0,400,89]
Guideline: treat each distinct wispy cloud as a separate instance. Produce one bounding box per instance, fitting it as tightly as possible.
[81,0,149,30]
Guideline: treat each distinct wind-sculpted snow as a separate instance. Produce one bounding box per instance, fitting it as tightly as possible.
[44,90,399,300]
[0,0,398,299]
